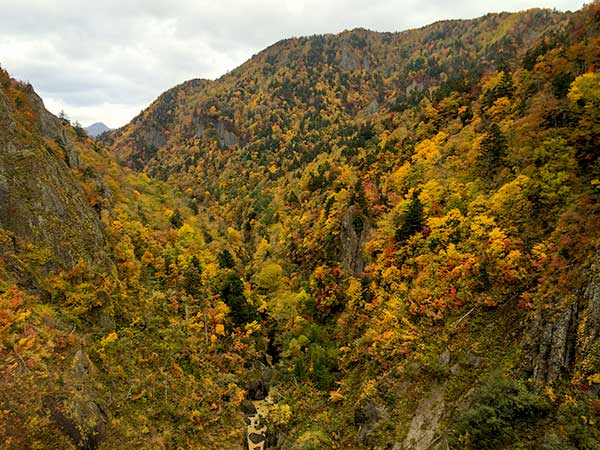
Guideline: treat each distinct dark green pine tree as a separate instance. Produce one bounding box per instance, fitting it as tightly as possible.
[351,180,368,212]
[220,272,256,325]
[183,255,203,298]
[395,190,424,242]
[478,123,507,173]
[483,70,514,108]
[495,70,515,99]
[169,210,183,228]
[217,249,235,269]
[286,190,300,205]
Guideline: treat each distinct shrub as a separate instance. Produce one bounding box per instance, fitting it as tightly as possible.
[450,376,551,450]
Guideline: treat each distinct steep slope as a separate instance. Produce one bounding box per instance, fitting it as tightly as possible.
[104,9,566,194]
[1,3,600,450]
[104,78,209,170]
[0,70,254,450]
[0,70,109,276]
[102,4,600,449]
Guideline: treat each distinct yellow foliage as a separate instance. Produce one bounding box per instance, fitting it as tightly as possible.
[378,130,391,149]
[244,320,261,336]
[100,331,118,347]
[254,239,271,261]
[111,220,123,232]
[389,161,411,192]
[412,132,447,165]
[227,227,242,244]
[487,96,511,118]
[141,250,155,266]
[481,71,505,94]
[203,262,219,279]
[420,179,445,207]
[346,277,362,306]
[545,386,557,402]
[191,410,202,424]
[177,223,194,238]
[267,403,292,425]
[488,227,508,255]
[588,373,600,384]
[470,214,496,239]
[568,72,600,103]
[329,391,345,402]
[131,389,146,401]
[17,337,31,349]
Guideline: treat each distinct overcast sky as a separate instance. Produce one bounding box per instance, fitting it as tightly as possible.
[0,0,585,129]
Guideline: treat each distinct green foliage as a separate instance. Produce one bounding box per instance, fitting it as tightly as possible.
[3,4,600,449]
[217,249,235,269]
[169,209,183,228]
[285,325,339,391]
[291,429,332,449]
[478,123,507,175]
[482,71,515,107]
[254,262,284,292]
[450,377,551,450]
[395,191,424,242]
[182,256,203,298]
[73,121,88,139]
[220,271,256,325]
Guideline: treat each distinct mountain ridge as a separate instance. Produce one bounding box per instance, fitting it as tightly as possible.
[85,122,111,137]
[105,8,567,138]
[99,3,600,447]
[2,3,600,449]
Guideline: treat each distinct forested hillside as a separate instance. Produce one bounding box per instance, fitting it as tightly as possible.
[2,3,600,449]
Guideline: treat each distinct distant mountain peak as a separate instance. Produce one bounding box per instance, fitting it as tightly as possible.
[85,122,111,137]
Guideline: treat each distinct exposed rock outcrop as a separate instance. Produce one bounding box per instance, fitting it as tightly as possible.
[530,301,579,385]
[47,350,107,450]
[101,78,208,169]
[341,47,362,71]
[580,251,600,356]
[529,251,600,385]
[359,99,379,117]
[402,385,446,450]
[354,399,390,447]
[0,82,108,272]
[25,84,81,168]
[216,120,240,148]
[340,205,370,274]
[0,85,16,134]
[339,44,371,73]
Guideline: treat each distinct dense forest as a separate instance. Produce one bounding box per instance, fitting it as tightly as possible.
[1,3,600,449]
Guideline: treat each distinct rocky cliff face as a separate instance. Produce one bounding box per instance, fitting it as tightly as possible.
[528,251,600,386]
[2,4,600,449]
[0,78,108,275]
[580,252,600,359]
[340,205,370,274]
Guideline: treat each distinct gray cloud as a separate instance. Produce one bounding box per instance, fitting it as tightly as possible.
[0,0,585,128]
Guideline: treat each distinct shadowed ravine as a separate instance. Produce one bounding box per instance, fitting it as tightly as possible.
[2,4,600,449]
